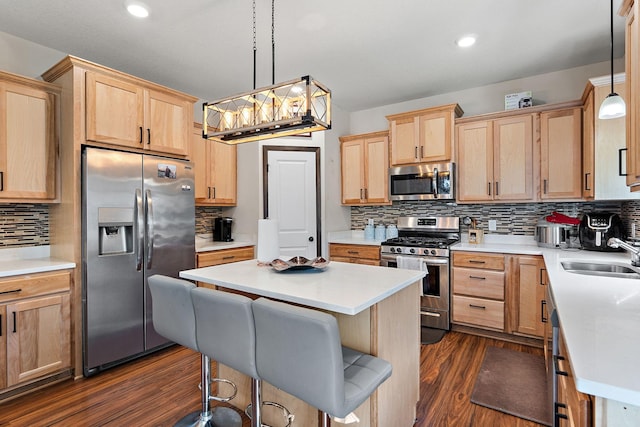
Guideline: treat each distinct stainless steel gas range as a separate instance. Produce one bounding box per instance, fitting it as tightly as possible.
[381,216,460,330]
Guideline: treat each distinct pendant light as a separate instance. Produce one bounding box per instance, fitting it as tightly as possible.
[203,0,331,144]
[599,0,626,119]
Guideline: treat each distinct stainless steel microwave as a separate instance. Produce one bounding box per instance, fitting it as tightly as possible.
[389,163,455,201]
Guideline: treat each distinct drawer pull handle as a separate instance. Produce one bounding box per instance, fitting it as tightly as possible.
[555,402,568,424]
[139,126,143,144]
[469,304,486,310]
[0,288,22,295]
[347,251,359,255]
[539,268,547,285]
[468,260,485,264]
[553,355,568,376]
[12,311,16,333]
[469,275,486,280]
[147,128,151,145]
[222,256,235,260]
[541,300,548,323]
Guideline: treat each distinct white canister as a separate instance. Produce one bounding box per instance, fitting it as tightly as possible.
[364,224,374,240]
[386,224,398,239]
[375,224,386,240]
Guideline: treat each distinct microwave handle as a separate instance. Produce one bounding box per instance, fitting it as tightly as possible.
[433,168,439,197]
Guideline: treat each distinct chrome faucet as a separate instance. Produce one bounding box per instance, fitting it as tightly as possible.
[607,237,640,266]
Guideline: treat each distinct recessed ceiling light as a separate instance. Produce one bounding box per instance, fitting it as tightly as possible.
[126,1,150,18]
[456,35,477,48]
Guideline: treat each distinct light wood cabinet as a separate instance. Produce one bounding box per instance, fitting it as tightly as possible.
[0,271,71,393]
[386,104,463,165]
[540,107,583,200]
[329,243,380,266]
[510,255,547,338]
[192,123,237,206]
[0,71,59,202]
[583,87,596,199]
[621,0,640,189]
[196,247,255,268]
[339,131,390,205]
[86,70,193,157]
[556,329,593,426]
[582,75,638,200]
[196,247,255,290]
[452,252,505,331]
[456,114,534,202]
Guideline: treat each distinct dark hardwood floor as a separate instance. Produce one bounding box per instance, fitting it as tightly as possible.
[0,331,545,427]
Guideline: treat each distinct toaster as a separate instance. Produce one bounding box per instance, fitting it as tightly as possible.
[579,212,626,251]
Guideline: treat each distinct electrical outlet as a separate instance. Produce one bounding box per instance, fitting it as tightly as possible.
[488,220,497,231]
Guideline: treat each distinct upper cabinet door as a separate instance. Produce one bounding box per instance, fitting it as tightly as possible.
[389,116,418,165]
[209,140,237,204]
[540,107,582,199]
[86,71,144,149]
[144,89,190,157]
[493,115,533,201]
[341,139,366,204]
[456,120,494,201]
[418,111,451,162]
[364,135,390,203]
[0,81,57,200]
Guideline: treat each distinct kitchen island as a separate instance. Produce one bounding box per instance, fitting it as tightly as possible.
[180,260,425,427]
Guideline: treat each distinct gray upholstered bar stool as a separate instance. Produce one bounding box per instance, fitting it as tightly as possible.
[148,275,242,427]
[252,297,393,427]
[191,287,264,427]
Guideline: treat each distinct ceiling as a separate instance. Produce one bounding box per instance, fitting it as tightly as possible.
[0,0,627,112]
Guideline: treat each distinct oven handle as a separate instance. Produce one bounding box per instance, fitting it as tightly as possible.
[381,255,450,266]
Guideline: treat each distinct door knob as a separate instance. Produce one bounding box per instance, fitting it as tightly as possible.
[308,236,314,242]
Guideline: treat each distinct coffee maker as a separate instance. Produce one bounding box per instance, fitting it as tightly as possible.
[213,217,233,242]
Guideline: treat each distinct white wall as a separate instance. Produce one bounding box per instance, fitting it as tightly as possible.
[229,102,351,258]
[349,59,625,135]
[0,31,65,78]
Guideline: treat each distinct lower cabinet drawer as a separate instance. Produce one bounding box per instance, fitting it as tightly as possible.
[452,267,504,299]
[196,246,255,267]
[452,295,504,330]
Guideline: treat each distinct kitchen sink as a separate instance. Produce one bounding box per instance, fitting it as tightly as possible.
[561,261,640,279]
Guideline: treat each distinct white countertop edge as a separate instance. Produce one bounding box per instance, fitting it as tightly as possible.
[0,259,76,278]
[327,230,384,246]
[575,377,640,409]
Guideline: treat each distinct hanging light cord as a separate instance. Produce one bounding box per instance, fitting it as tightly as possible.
[252,0,276,88]
[272,0,275,85]
[609,0,615,95]
[253,0,257,90]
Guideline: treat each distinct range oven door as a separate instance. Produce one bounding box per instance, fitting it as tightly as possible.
[381,255,450,330]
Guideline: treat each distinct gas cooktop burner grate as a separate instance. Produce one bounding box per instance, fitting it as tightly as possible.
[382,236,459,249]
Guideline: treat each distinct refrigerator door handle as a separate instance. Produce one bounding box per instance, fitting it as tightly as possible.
[135,189,144,271]
[145,189,155,269]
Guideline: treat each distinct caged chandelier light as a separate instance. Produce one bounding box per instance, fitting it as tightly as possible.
[203,0,331,144]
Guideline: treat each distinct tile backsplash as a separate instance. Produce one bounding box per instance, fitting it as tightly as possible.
[352,200,636,236]
[0,204,49,247]
[2,200,638,248]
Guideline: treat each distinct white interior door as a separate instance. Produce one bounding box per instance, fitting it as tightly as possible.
[266,150,318,258]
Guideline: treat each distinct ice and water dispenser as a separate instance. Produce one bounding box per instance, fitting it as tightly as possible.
[97,207,134,255]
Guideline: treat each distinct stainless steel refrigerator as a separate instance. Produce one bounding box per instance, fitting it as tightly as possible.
[82,147,195,376]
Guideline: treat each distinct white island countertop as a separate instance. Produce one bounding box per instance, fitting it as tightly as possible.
[452,236,640,407]
[180,259,425,315]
